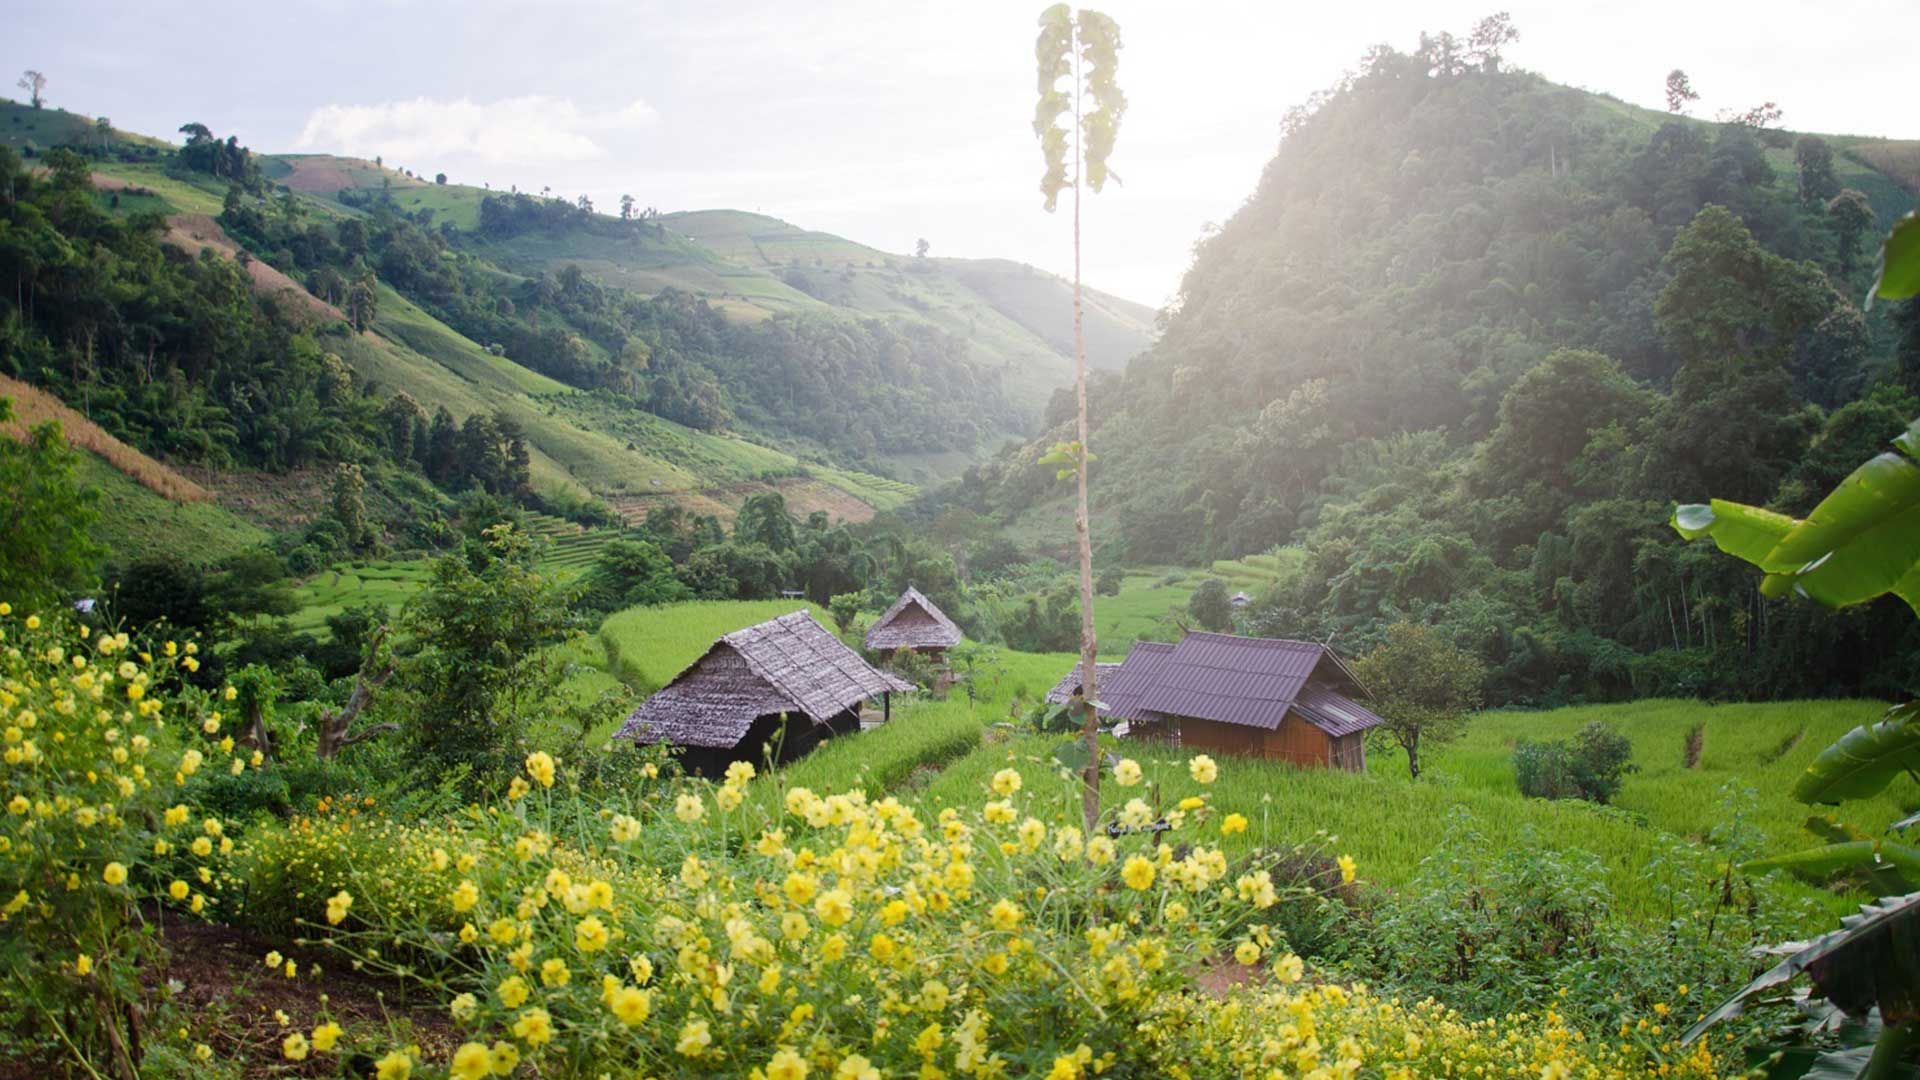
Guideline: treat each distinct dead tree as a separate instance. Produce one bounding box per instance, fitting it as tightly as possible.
[316,625,399,759]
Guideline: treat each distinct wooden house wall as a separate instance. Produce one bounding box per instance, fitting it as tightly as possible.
[1148,711,1337,767]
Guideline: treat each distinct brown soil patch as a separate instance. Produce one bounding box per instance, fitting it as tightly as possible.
[276,156,417,196]
[0,373,212,503]
[157,914,458,1077]
[175,465,334,532]
[162,214,346,324]
[1683,723,1704,769]
[606,477,876,528]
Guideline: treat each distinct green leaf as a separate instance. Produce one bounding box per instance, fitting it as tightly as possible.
[1051,737,1094,772]
[1672,501,1797,567]
[1672,440,1920,616]
[1685,891,1920,1042]
[1745,841,1920,889]
[1794,710,1920,805]
[1868,212,1920,309]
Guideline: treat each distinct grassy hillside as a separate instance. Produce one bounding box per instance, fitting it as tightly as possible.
[77,456,269,566]
[597,598,813,691]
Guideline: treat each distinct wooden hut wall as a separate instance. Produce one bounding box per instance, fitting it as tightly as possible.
[1329,732,1365,772]
[1162,713,1333,766]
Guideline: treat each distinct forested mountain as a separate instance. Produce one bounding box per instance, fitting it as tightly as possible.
[944,38,1920,704]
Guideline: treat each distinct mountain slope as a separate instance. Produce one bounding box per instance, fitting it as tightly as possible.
[948,41,1920,705]
[263,159,1156,410]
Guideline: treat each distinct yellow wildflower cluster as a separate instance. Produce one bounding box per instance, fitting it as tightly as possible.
[0,609,255,1052]
[253,749,1716,1080]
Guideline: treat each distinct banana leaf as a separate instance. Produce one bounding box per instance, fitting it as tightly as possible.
[1671,434,1920,616]
[1746,841,1920,895]
[1793,706,1920,805]
[1867,211,1920,309]
[1684,891,1920,1043]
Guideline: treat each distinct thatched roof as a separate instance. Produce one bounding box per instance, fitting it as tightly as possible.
[864,587,963,651]
[1044,660,1123,712]
[618,610,911,749]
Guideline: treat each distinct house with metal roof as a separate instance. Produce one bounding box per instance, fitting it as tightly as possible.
[1083,631,1383,770]
[864,587,963,657]
[617,610,912,775]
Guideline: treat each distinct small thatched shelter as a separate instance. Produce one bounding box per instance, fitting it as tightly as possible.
[1044,660,1123,715]
[616,610,911,775]
[864,587,963,658]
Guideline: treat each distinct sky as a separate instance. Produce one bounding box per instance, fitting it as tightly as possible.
[9,0,1918,307]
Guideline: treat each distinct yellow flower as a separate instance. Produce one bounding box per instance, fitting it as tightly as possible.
[168,880,189,901]
[375,1050,413,1080]
[675,792,705,823]
[193,1044,213,1063]
[451,879,479,912]
[75,954,93,976]
[1188,754,1218,783]
[507,777,530,800]
[1113,758,1143,786]
[1338,854,1357,884]
[190,837,212,857]
[101,862,127,886]
[311,1021,343,1052]
[989,898,1024,931]
[450,992,478,1020]
[836,1053,881,1080]
[777,868,821,906]
[488,1041,520,1074]
[815,888,854,927]
[1541,1063,1571,1080]
[512,1007,553,1047]
[282,1032,310,1061]
[610,813,641,843]
[609,984,651,1025]
[1234,940,1261,965]
[575,915,611,952]
[1121,856,1156,891]
[1086,836,1116,865]
[991,767,1023,796]
[524,750,556,787]
[326,889,353,925]
[496,975,530,1008]
[1221,813,1248,835]
[541,957,571,987]
[450,1042,491,1080]
[725,760,756,785]
[1273,952,1305,984]
[676,1018,713,1057]
[767,1048,810,1080]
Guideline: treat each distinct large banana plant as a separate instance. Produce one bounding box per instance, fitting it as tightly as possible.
[1674,214,1920,1080]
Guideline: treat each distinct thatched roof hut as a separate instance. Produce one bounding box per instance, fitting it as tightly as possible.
[1044,660,1123,713]
[864,587,963,653]
[617,610,911,774]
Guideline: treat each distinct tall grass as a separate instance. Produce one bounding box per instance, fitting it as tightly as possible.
[912,703,1876,930]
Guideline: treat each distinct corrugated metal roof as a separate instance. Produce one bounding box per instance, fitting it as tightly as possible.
[1101,641,1177,721]
[1293,684,1385,738]
[1136,632,1323,731]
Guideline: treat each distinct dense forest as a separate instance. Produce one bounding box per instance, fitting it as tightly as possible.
[940,38,1920,704]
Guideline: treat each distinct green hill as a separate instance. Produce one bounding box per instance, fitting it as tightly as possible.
[959,43,1920,706]
[265,163,1156,414]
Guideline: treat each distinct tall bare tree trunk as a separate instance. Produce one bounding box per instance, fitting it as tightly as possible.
[1072,35,1101,836]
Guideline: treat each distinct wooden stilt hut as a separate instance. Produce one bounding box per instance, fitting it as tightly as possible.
[615,610,911,776]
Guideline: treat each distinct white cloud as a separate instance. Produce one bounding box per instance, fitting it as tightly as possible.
[295,95,659,165]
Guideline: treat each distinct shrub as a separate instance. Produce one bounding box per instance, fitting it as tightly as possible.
[1514,720,1638,804]
[0,607,259,1073]
[243,752,1719,1080]
[1095,564,1125,596]
[1188,577,1232,631]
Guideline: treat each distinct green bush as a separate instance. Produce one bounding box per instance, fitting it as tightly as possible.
[1514,720,1637,804]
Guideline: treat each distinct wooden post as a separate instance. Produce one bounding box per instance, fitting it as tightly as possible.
[884,691,891,725]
